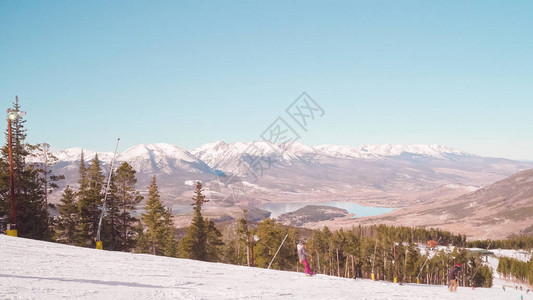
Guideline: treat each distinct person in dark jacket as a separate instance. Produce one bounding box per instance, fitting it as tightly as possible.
[448,263,460,292]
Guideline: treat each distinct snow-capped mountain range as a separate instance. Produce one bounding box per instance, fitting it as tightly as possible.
[191,141,470,163]
[47,142,476,181]
[52,142,472,166]
[39,142,532,208]
[52,143,212,174]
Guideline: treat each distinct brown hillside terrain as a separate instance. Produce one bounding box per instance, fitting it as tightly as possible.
[316,168,533,240]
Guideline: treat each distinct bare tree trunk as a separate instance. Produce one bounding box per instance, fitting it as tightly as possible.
[351,255,355,279]
[317,252,321,274]
[383,252,387,280]
[345,256,349,278]
[249,240,255,267]
[246,236,251,266]
[404,247,408,282]
[337,249,341,277]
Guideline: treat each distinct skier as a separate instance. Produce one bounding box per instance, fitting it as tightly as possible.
[297,241,314,276]
[448,263,460,292]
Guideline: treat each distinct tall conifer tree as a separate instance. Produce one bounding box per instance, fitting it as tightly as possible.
[28,142,65,237]
[178,182,212,261]
[205,219,224,262]
[236,211,251,265]
[76,154,104,247]
[78,150,87,193]
[114,162,143,252]
[56,186,79,245]
[1,98,49,239]
[162,207,178,257]
[140,176,166,255]
[101,174,121,250]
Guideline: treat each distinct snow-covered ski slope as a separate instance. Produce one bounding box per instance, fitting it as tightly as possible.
[0,235,529,300]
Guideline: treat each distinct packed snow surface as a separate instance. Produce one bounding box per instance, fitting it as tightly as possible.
[0,235,530,300]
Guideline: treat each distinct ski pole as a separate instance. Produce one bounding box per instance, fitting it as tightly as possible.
[268,233,289,269]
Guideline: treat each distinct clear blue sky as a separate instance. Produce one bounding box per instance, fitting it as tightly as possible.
[1,1,532,160]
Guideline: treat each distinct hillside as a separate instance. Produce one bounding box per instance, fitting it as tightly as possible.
[0,235,528,300]
[342,169,533,239]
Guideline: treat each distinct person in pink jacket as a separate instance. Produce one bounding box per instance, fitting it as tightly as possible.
[297,241,314,275]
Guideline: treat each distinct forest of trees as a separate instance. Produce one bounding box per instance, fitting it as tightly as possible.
[3,98,533,290]
[215,221,492,287]
[497,257,533,286]
[467,236,533,250]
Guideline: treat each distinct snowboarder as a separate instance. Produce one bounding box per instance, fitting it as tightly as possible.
[448,263,460,292]
[297,241,313,276]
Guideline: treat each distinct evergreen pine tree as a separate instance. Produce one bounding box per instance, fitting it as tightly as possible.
[178,182,209,261]
[134,222,150,254]
[1,98,49,239]
[101,173,121,250]
[78,150,88,193]
[236,211,250,265]
[56,186,79,245]
[205,218,224,262]
[253,219,296,270]
[114,162,143,252]
[140,176,166,255]
[162,207,178,257]
[16,164,49,239]
[28,142,65,237]
[254,218,284,269]
[76,154,104,247]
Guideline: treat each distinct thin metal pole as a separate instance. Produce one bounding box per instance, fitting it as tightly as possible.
[268,233,289,269]
[96,138,120,244]
[43,143,49,209]
[417,252,431,281]
[417,237,443,283]
[7,112,16,231]
[470,240,493,285]
[371,239,378,273]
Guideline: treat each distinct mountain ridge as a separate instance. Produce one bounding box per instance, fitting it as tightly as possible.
[30,141,533,230]
[47,142,477,164]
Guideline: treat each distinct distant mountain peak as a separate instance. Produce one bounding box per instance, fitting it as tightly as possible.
[311,143,471,159]
[50,147,114,163]
[119,143,199,163]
